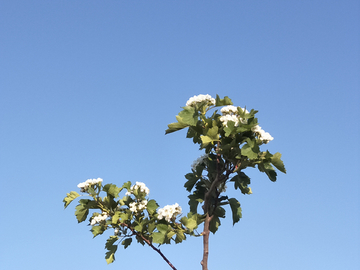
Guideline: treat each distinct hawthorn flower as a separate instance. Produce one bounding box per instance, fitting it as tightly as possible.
[125,182,150,196]
[252,125,274,144]
[129,200,148,213]
[220,105,238,115]
[191,154,208,171]
[220,114,239,127]
[157,203,182,222]
[186,94,216,107]
[77,178,103,192]
[90,212,108,226]
[220,106,249,127]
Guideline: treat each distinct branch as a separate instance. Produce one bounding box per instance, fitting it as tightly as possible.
[120,222,177,270]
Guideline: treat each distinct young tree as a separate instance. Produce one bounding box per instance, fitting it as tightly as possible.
[64,94,286,270]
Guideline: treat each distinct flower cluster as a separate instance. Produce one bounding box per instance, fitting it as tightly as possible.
[251,125,274,144]
[186,94,216,107]
[129,200,148,213]
[191,153,208,171]
[90,212,108,226]
[219,105,249,127]
[125,182,150,196]
[77,178,103,192]
[157,203,182,222]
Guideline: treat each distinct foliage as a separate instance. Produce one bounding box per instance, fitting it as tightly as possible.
[64,94,286,269]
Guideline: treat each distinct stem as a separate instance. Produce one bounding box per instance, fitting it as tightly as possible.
[120,223,178,270]
[201,213,213,270]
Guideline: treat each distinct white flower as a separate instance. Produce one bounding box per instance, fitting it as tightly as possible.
[129,200,148,213]
[157,203,182,222]
[77,178,103,192]
[127,182,150,196]
[191,154,208,171]
[220,105,238,115]
[220,114,239,127]
[186,94,216,107]
[90,212,108,226]
[251,125,274,144]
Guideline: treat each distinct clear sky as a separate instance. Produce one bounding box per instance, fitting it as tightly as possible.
[1,1,359,269]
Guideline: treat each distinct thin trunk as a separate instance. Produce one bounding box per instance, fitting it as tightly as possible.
[201,213,213,270]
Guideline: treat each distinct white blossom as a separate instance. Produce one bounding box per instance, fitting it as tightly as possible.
[90,212,108,226]
[220,105,238,115]
[220,114,239,127]
[157,203,182,222]
[191,154,208,171]
[251,125,274,144]
[186,94,216,107]
[126,182,150,196]
[129,200,148,213]
[220,106,248,127]
[77,178,103,192]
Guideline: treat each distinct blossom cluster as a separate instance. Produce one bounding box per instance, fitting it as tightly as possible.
[186,94,216,107]
[77,178,103,192]
[191,153,208,171]
[251,125,274,144]
[157,203,182,222]
[219,105,248,127]
[125,182,150,196]
[129,200,148,213]
[90,212,108,226]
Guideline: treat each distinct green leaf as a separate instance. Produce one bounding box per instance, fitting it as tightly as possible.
[122,181,131,190]
[175,231,186,243]
[156,224,169,234]
[184,173,199,192]
[121,238,132,249]
[241,143,258,159]
[75,203,89,223]
[231,172,252,195]
[177,106,198,126]
[91,225,106,238]
[258,162,277,181]
[63,191,80,209]
[167,231,176,239]
[180,215,198,232]
[215,95,233,106]
[105,236,118,264]
[103,184,122,198]
[112,211,121,224]
[228,198,242,225]
[165,121,188,134]
[152,232,166,244]
[271,152,286,173]
[209,215,221,234]
[146,199,159,215]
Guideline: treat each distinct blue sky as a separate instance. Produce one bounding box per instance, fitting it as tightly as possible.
[0,1,359,269]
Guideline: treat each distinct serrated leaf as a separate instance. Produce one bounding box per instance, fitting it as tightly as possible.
[180,216,198,231]
[215,95,233,106]
[112,211,121,224]
[165,121,188,134]
[167,231,176,239]
[91,225,106,238]
[156,224,169,234]
[152,232,166,244]
[75,203,89,223]
[258,162,277,181]
[175,231,186,243]
[271,152,286,173]
[184,173,199,192]
[121,238,132,249]
[105,236,118,264]
[209,215,221,234]
[146,199,159,215]
[228,198,242,225]
[63,191,80,209]
[103,184,122,198]
[177,106,198,126]
[241,143,258,159]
